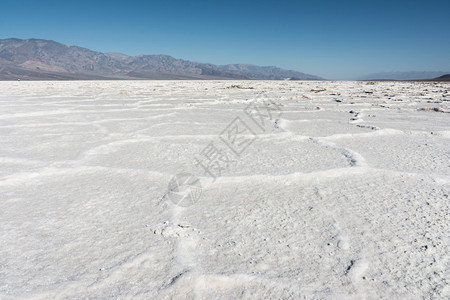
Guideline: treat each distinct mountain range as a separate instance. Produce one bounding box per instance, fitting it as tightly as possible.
[359,71,450,81]
[0,38,322,81]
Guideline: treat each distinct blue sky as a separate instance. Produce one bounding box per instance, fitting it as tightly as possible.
[1,0,449,79]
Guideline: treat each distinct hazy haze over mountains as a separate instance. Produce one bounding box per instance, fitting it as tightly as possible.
[0,38,322,80]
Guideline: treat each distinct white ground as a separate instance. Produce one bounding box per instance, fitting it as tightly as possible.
[0,80,449,299]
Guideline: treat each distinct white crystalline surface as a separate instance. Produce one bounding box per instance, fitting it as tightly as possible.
[0,80,449,299]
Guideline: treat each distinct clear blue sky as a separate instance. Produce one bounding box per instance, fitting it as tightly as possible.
[1,0,449,79]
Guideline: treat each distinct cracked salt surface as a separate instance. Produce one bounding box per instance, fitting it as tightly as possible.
[0,80,449,299]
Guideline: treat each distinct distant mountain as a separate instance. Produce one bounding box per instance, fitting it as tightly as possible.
[431,74,450,81]
[359,71,450,81]
[0,38,322,80]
